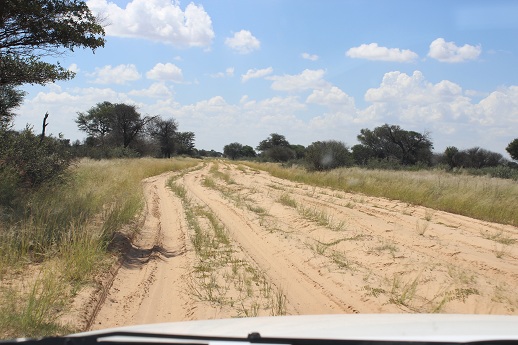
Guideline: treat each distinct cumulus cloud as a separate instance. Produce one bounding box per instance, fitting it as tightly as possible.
[428,38,481,63]
[128,82,173,99]
[225,30,260,54]
[346,43,418,62]
[211,67,235,78]
[306,86,355,108]
[268,69,330,92]
[146,63,183,82]
[90,64,141,84]
[363,70,473,123]
[86,0,214,47]
[469,86,518,125]
[241,67,273,82]
[302,52,319,61]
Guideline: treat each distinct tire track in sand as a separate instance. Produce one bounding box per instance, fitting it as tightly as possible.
[91,172,196,329]
[181,164,366,314]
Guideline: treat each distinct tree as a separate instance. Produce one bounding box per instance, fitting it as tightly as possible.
[1,0,105,87]
[290,144,306,159]
[224,142,243,160]
[256,133,291,152]
[351,144,375,165]
[175,131,196,155]
[148,117,178,158]
[356,124,433,165]
[256,133,295,162]
[223,143,256,160]
[0,0,105,201]
[443,146,460,169]
[506,139,518,161]
[0,85,25,129]
[455,147,504,168]
[241,145,257,158]
[76,101,114,146]
[305,140,352,171]
[110,104,155,148]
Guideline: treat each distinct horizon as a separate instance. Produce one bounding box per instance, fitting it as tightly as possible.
[13,0,518,158]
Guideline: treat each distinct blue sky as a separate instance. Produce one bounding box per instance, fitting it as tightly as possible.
[15,0,518,157]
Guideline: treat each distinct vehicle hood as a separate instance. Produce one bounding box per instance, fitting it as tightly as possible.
[79,314,518,342]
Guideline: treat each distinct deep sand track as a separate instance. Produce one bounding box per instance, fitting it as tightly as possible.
[89,162,518,329]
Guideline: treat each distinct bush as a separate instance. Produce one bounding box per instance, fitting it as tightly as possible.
[0,127,72,208]
[305,140,352,171]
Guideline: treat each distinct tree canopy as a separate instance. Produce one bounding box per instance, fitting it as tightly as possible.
[506,138,518,161]
[256,133,295,162]
[356,124,433,165]
[76,102,155,148]
[223,142,256,160]
[305,140,352,171]
[147,117,178,158]
[0,0,105,87]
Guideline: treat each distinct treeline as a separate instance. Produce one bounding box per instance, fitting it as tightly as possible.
[223,125,518,179]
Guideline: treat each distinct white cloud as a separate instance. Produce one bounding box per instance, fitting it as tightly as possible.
[346,43,418,62]
[225,67,235,77]
[306,86,355,108]
[428,38,481,63]
[302,52,319,61]
[90,64,141,84]
[268,69,330,92]
[211,67,235,78]
[68,63,80,73]
[225,30,260,54]
[241,67,273,82]
[363,70,471,122]
[469,86,518,125]
[86,0,214,47]
[129,82,173,99]
[146,63,183,82]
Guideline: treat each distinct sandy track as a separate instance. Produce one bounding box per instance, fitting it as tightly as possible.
[91,162,518,329]
[91,172,195,329]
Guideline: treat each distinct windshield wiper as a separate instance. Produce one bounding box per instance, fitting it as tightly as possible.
[3,331,518,345]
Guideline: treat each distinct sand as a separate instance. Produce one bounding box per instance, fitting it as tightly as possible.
[88,161,518,330]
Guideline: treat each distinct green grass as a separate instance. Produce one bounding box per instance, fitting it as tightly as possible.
[0,157,199,337]
[241,162,518,226]
[277,193,297,208]
[0,270,71,338]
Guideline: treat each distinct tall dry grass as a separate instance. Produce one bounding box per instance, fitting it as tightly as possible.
[0,157,199,338]
[242,162,518,226]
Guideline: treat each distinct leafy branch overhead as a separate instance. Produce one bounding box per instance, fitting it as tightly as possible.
[0,0,105,86]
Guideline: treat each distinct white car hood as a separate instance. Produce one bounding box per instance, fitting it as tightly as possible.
[79,314,518,342]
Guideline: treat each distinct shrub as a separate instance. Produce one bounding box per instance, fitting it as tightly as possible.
[305,140,352,171]
[0,127,72,207]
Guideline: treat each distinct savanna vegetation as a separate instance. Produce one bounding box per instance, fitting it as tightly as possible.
[1,0,518,338]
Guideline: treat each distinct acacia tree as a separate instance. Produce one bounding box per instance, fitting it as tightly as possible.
[223,143,256,160]
[76,101,113,146]
[256,133,295,162]
[175,132,196,155]
[110,104,155,148]
[356,124,433,165]
[224,142,243,160]
[0,0,105,87]
[0,0,105,194]
[77,102,155,149]
[148,117,178,158]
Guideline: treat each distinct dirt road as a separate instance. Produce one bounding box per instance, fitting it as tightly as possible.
[91,161,518,329]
